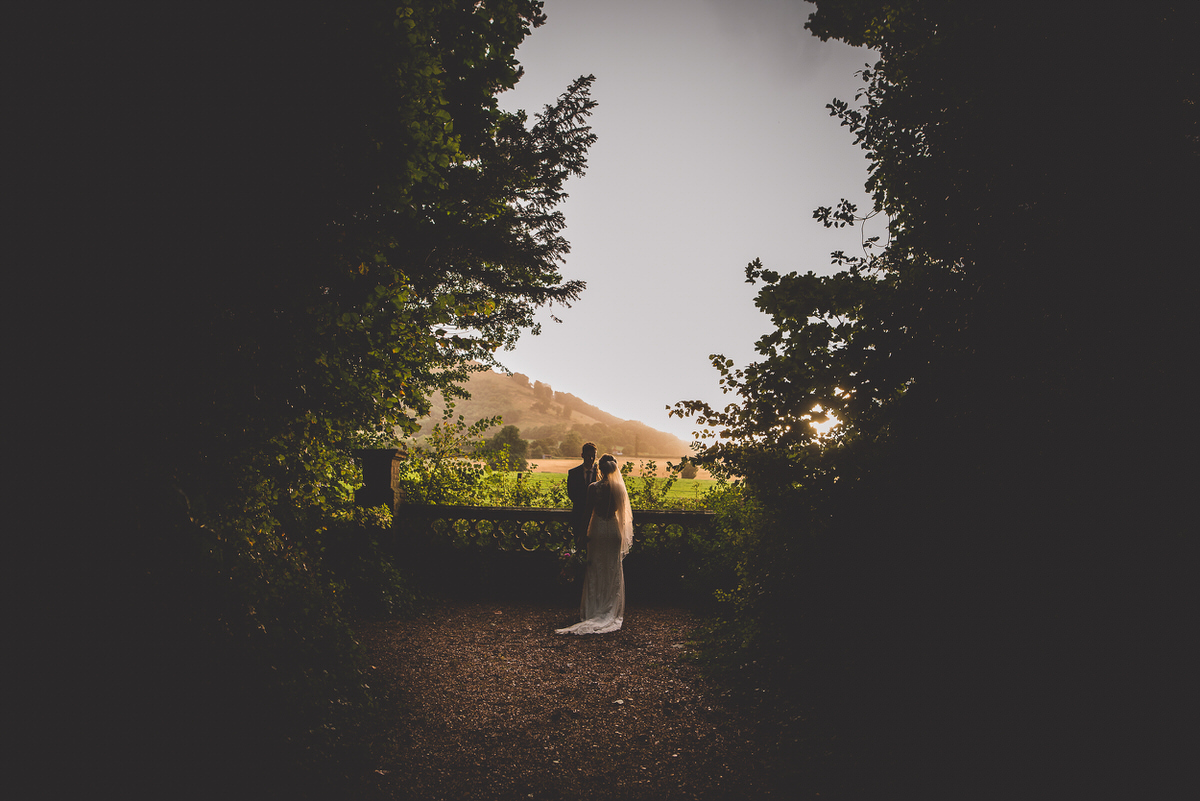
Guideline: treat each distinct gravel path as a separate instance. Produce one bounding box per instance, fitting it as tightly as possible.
[354,601,796,800]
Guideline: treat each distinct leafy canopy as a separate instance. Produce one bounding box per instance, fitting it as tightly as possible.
[669,2,1198,791]
[90,1,598,531]
[55,0,599,749]
[676,0,1198,506]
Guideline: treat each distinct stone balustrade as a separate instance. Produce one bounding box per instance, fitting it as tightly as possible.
[396,504,715,552]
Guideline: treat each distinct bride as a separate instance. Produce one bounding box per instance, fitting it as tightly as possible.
[556,454,633,635]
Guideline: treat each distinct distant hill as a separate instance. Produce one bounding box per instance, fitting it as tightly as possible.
[412,369,694,458]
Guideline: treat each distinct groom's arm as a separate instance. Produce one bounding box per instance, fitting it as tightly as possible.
[567,468,582,508]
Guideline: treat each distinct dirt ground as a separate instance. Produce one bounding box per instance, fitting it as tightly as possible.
[352,600,803,800]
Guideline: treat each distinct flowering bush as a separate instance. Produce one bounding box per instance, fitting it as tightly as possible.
[557,548,586,584]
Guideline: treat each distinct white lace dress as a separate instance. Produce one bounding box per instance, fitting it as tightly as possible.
[556,513,625,634]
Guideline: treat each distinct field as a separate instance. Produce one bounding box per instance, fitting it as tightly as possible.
[510,468,716,503]
[526,457,714,480]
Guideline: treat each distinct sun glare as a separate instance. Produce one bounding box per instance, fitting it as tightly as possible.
[807,398,845,438]
[810,414,840,437]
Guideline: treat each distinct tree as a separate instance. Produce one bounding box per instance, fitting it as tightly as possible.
[483,424,530,471]
[30,0,597,785]
[684,1,1196,495]
[674,2,1197,795]
[70,1,596,498]
[70,0,596,541]
[679,0,1199,546]
[560,430,585,458]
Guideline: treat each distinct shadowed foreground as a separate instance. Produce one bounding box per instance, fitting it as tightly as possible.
[353,602,800,800]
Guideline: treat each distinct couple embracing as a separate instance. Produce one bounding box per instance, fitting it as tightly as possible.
[556,442,633,635]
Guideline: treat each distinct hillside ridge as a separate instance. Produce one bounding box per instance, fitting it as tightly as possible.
[416,368,693,458]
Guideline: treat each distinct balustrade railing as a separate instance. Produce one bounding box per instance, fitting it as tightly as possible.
[396,504,715,552]
[352,449,717,554]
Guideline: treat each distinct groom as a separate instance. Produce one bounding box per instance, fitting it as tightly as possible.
[566,441,598,551]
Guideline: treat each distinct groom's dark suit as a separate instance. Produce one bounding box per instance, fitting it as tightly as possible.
[567,458,597,550]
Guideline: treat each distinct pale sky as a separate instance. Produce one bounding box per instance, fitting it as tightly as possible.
[494,0,879,444]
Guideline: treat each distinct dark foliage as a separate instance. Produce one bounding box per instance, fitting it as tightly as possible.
[18,1,597,794]
[676,2,1198,796]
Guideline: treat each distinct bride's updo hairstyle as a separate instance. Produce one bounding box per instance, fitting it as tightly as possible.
[598,453,618,476]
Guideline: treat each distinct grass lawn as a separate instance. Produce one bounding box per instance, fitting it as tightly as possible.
[650,478,716,501]
[507,472,716,503]
[508,472,565,492]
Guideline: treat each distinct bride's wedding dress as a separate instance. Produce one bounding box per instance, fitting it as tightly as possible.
[557,461,633,635]
[557,514,625,634]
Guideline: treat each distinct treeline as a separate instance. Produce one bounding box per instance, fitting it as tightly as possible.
[510,372,622,425]
[522,419,687,459]
[475,421,695,472]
